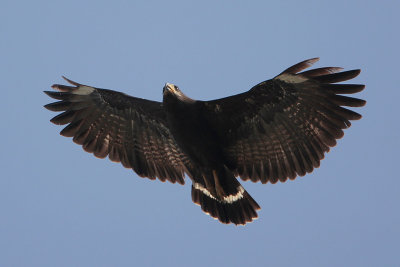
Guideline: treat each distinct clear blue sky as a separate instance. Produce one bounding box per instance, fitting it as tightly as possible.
[1,0,399,266]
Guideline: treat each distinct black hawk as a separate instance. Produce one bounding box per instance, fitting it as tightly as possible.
[44,58,365,225]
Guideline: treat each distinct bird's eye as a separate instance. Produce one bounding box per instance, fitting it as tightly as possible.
[174,85,179,90]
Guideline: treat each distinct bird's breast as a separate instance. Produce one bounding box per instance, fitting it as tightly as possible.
[165,102,224,168]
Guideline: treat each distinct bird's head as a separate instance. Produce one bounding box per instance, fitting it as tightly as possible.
[163,83,194,104]
[163,83,182,96]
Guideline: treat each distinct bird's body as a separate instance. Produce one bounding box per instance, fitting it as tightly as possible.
[164,94,215,167]
[164,96,223,168]
[44,58,365,225]
[163,87,260,222]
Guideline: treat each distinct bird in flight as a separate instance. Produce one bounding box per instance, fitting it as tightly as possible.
[44,58,365,225]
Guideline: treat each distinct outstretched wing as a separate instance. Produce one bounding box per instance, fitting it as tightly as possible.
[204,58,366,184]
[44,77,190,184]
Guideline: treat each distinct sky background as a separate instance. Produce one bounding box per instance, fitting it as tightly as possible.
[1,0,399,266]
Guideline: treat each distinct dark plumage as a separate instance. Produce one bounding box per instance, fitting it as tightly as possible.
[44,58,366,225]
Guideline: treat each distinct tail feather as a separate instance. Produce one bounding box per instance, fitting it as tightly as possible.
[191,167,260,225]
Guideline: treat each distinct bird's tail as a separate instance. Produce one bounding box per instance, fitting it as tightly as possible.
[191,166,260,225]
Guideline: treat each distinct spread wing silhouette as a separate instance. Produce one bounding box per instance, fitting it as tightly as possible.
[204,58,365,183]
[45,77,192,184]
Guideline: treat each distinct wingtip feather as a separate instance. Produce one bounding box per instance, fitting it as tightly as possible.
[308,57,320,63]
[62,76,82,86]
[281,57,320,75]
